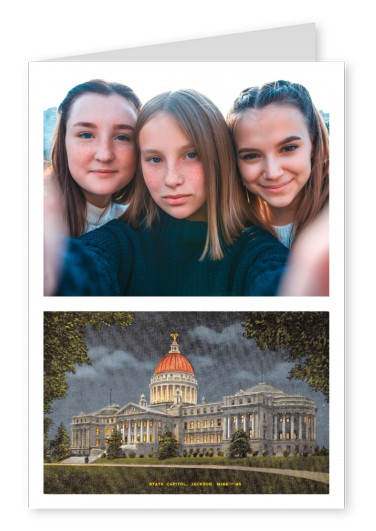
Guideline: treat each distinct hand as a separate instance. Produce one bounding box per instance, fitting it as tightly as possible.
[279,207,329,296]
[44,175,67,295]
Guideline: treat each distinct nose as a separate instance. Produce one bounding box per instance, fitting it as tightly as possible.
[264,156,284,180]
[164,161,183,187]
[95,137,114,162]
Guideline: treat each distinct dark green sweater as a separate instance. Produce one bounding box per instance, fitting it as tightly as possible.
[58,212,289,296]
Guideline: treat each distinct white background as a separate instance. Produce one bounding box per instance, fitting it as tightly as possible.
[2,0,370,527]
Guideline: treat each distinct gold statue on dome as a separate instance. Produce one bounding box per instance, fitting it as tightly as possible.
[170,333,179,342]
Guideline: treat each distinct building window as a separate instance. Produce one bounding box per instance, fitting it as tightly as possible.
[249,414,253,422]
[131,422,134,428]
[197,409,200,414]
[210,419,215,427]
[286,416,290,423]
[239,399,243,404]
[249,429,253,438]
[203,420,207,428]
[240,415,244,423]
[217,434,221,442]
[125,423,128,429]
[184,422,188,430]
[149,421,153,427]
[279,433,283,440]
[304,416,307,423]
[131,435,134,443]
[308,417,312,427]
[197,420,201,428]
[286,432,290,440]
[210,434,214,442]
[143,421,147,427]
[184,436,188,443]
[158,421,162,427]
[150,434,154,443]
[233,416,236,423]
[143,434,147,442]
[96,428,100,435]
[217,419,222,427]
[196,435,200,442]
[105,429,109,435]
[137,421,141,428]
[190,421,194,429]
[190,435,194,443]
[203,435,207,442]
[96,439,100,446]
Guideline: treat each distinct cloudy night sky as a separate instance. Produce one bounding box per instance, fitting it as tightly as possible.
[48,312,329,447]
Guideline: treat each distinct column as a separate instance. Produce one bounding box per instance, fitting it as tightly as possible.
[298,414,302,440]
[306,417,309,440]
[313,416,317,441]
[223,416,227,440]
[127,421,131,443]
[235,415,238,430]
[147,419,150,442]
[274,415,278,440]
[243,414,246,431]
[291,415,295,441]
[140,419,143,442]
[282,413,286,440]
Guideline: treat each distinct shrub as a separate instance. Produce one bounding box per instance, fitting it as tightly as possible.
[193,451,198,457]
[282,450,289,457]
[262,449,268,457]
[129,451,136,458]
[208,450,214,457]
[303,450,309,457]
[199,451,204,457]
[139,453,144,458]
[252,450,259,457]
[101,453,106,459]
[148,452,154,458]
[320,446,329,456]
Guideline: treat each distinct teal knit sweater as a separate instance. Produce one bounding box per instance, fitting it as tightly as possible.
[58,211,289,296]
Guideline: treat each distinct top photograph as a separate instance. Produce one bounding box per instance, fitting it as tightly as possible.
[33,61,343,296]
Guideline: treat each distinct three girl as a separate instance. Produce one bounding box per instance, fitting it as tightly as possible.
[45,79,329,296]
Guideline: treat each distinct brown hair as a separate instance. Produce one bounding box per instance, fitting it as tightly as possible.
[122,89,249,260]
[51,79,141,237]
[227,80,329,244]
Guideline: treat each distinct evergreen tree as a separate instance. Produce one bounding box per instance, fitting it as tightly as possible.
[158,428,178,460]
[54,423,71,461]
[107,429,122,459]
[229,428,251,458]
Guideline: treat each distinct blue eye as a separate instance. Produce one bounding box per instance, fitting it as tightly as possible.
[242,153,259,160]
[116,134,130,142]
[79,132,93,139]
[282,145,298,152]
[149,156,162,164]
[186,152,197,159]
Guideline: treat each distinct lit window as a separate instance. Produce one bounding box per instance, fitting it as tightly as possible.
[184,436,188,443]
[217,434,221,442]
[304,416,307,423]
[197,421,201,428]
[203,435,207,442]
[217,419,222,426]
[131,435,134,443]
[203,420,207,428]
[158,421,162,427]
[96,428,100,435]
[131,422,134,428]
[210,419,215,427]
[143,434,147,442]
[137,421,141,428]
[279,433,283,440]
[308,417,311,427]
[233,416,236,423]
[125,423,128,429]
[150,435,154,443]
[190,436,194,443]
[249,429,253,438]
[286,417,290,423]
[286,433,290,440]
[159,435,162,442]
[149,421,153,427]
[190,421,194,428]
[143,421,147,427]
[249,414,253,421]
[105,429,109,435]
[240,415,244,423]
[197,435,200,442]
[96,439,100,446]
[210,434,214,442]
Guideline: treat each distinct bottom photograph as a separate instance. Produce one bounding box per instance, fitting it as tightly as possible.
[44,311,329,495]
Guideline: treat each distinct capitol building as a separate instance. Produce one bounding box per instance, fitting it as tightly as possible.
[71,334,318,458]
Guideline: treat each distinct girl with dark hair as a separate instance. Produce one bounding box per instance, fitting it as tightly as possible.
[227,80,329,248]
[49,79,141,237]
[47,89,288,296]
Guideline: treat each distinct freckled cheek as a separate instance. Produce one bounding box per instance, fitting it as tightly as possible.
[178,162,206,185]
[66,143,93,170]
[142,164,164,195]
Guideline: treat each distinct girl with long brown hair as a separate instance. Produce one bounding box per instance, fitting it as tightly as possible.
[227,80,329,249]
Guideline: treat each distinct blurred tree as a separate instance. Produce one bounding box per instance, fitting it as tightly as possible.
[53,423,71,462]
[229,428,251,458]
[107,429,122,459]
[158,428,178,460]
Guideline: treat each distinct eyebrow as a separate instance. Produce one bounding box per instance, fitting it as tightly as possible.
[237,135,302,154]
[72,121,134,130]
[141,144,195,155]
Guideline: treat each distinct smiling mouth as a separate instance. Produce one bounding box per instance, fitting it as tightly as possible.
[261,180,293,193]
[91,170,118,177]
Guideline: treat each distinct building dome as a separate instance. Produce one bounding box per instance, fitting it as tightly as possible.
[150,334,198,407]
[154,336,194,375]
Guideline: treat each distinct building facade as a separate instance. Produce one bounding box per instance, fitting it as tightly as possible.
[71,335,317,458]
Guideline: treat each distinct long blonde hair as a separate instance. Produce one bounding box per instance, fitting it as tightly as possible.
[123,89,250,260]
[227,80,329,244]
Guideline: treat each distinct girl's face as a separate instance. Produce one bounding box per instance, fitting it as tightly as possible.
[139,112,207,221]
[234,103,312,225]
[65,93,138,208]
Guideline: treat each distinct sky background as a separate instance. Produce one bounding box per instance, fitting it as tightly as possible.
[48,311,329,447]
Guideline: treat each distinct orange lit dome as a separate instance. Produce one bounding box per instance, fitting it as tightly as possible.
[154,335,194,375]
